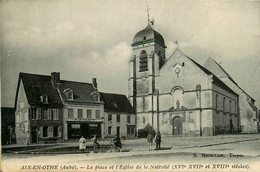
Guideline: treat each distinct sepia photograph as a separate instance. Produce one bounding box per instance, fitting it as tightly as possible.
[1,0,260,171]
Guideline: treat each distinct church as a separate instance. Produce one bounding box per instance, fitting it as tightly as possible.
[128,21,258,136]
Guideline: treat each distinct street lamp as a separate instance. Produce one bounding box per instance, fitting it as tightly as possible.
[196,84,202,136]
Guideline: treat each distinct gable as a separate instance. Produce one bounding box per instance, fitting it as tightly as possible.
[15,73,63,108]
[158,49,211,93]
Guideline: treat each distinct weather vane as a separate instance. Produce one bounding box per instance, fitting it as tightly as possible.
[146,5,151,24]
[146,5,155,26]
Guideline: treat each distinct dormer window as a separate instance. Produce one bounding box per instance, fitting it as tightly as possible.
[40,95,48,104]
[91,91,100,102]
[63,88,73,100]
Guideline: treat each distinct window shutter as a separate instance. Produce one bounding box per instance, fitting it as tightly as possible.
[58,126,62,137]
[40,127,43,138]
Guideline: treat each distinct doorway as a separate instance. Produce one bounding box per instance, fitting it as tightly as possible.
[172,116,182,135]
[31,127,37,143]
[117,126,120,136]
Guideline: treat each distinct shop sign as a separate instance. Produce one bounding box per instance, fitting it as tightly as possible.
[73,118,102,122]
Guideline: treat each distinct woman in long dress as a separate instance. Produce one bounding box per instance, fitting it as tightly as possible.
[79,136,86,153]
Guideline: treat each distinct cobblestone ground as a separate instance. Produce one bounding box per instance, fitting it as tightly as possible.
[2,134,260,154]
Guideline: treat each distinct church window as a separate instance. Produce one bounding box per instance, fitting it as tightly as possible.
[162,113,167,124]
[142,97,145,111]
[234,102,237,114]
[188,112,194,123]
[223,97,226,112]
[216,94,218,111]
[143,36,146,40]
[142,116,145,124]
[172,88,183,109]
[229,100,232,113]
[139,50,148,72]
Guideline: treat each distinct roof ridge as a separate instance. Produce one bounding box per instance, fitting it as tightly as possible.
[100,92,127,96]
[20,72,51,77]
[60,79,92,85]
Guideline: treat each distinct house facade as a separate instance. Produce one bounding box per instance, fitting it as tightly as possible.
[128,23,240,136]
[14,72,136,144]
[100,93,136,139]
[15,73,63,145]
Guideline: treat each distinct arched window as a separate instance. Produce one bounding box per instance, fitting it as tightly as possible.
[216,94,218,110]
[223,97,226,112]
[172,88,183,109]
[139,50,148,72]
[162,113,167,124]
[229,100,232,113]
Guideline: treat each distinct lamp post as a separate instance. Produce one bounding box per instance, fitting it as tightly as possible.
[196,84,202,136]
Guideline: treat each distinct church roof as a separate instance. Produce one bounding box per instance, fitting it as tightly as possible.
[132,24,166,48]
[100,92,135,114]
[203,57,254,101]
[204,57,237,85]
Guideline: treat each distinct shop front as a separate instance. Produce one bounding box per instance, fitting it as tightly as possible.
[67,120,102,139]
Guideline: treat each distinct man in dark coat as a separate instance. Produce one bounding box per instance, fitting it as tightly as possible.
[113,135,122,151]
[155,131,162,150]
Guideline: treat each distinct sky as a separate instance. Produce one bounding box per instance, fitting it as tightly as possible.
[1,0,260,108]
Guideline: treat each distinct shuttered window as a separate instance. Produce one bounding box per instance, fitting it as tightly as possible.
[139,50,148,72]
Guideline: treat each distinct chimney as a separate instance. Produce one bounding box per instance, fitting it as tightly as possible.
[51,72,60,89]
[92,78,97,89]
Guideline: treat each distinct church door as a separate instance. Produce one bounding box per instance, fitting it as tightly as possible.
[172,116,182,135]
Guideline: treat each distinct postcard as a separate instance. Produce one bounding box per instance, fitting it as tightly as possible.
[1,0,260,171]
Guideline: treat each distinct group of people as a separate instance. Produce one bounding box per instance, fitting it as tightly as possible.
[79,135,122,153]
[147,131,162,151]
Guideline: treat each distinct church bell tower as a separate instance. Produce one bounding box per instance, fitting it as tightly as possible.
[128,19,167,132]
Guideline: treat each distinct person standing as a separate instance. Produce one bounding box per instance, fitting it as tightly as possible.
[155,131,162,150]
[91,135,99,153]
[147,131,154,151]
[26,131,31,145]
[79,136,86,153]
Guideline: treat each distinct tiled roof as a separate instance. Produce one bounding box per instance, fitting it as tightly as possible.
[183,51,238,96]
[100,92,135,114]
[15,73,63,108]
[59,80,97,102]
[204,57,254,101]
